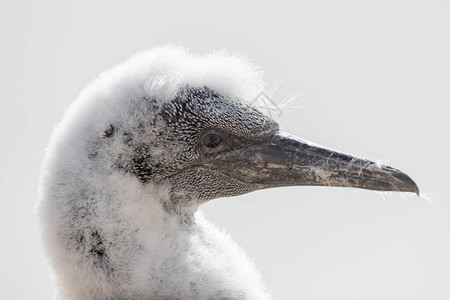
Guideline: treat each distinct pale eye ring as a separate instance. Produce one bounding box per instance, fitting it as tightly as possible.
[200,129,228,153]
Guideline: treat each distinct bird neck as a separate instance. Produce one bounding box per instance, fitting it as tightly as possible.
[41,164,271,299]
[103,173,200,227]
[47,172,203,298]
[160,195,201,224]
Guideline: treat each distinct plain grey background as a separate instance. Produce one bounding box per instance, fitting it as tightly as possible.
[1,0,449,299]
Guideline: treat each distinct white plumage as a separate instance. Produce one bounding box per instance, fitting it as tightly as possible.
[38,47,271,299]
[38,46,418,300]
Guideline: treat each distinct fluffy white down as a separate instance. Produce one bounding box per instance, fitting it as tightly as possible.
[37,47,271,299]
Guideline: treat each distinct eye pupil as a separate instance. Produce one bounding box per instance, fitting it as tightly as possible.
[203,134,222,148]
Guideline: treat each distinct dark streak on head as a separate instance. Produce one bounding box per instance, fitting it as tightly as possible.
[103,125,116,138]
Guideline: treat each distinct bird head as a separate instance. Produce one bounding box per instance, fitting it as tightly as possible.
[53,47,418,220]
[39,46,420,299]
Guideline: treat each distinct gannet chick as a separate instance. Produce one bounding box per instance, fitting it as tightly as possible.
[37,46,419,300]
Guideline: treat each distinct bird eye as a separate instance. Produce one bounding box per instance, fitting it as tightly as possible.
[203,133,222,148]
[201,130,229,153]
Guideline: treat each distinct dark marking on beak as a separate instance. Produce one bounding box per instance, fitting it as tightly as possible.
[214,130,419,196]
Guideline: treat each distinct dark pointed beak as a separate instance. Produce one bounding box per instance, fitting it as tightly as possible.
[219,130,419,195]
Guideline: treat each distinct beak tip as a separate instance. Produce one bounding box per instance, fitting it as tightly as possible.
[414,184,420,197]
[397,171,420,197]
